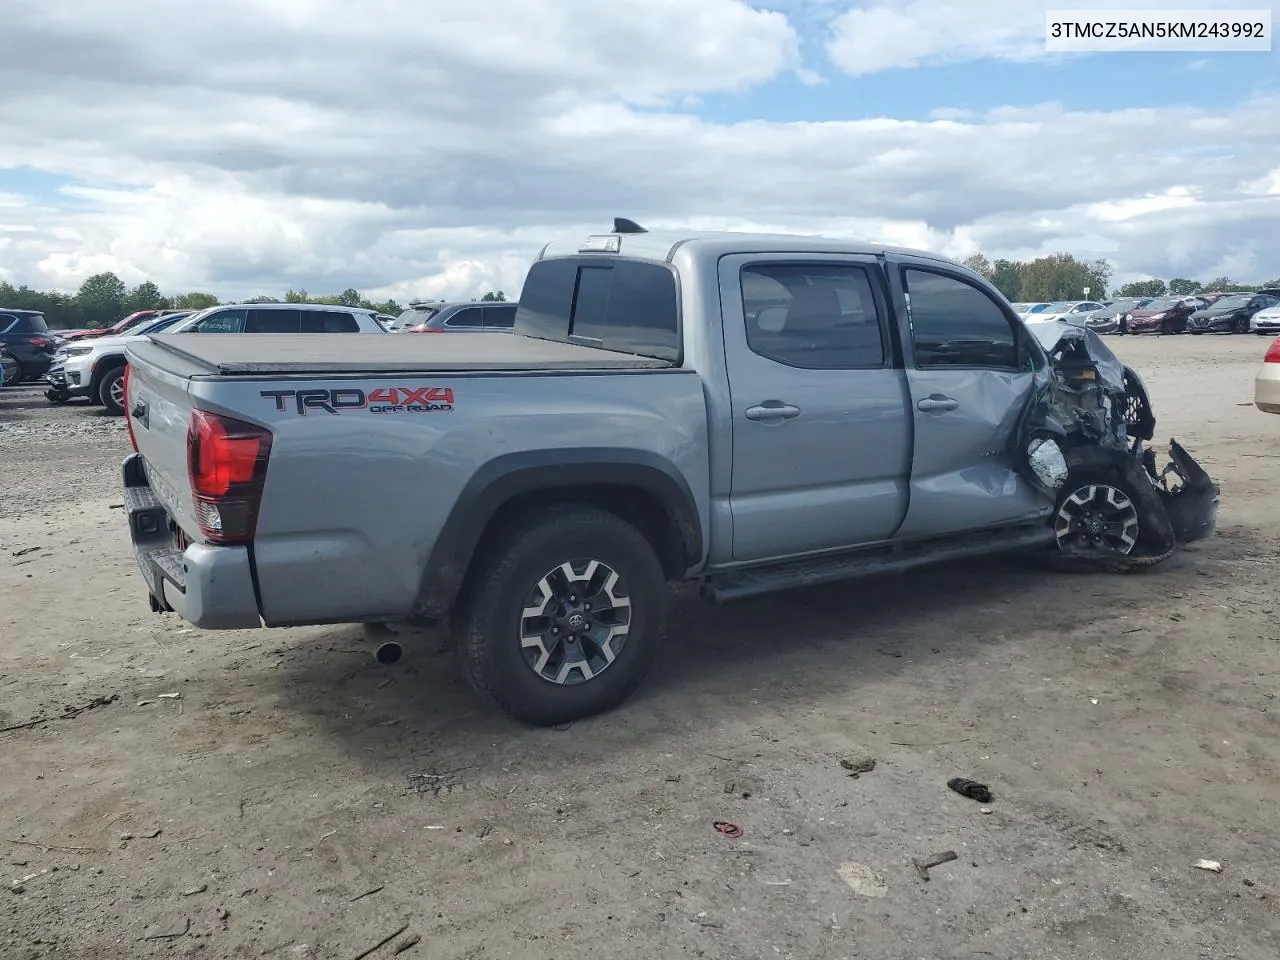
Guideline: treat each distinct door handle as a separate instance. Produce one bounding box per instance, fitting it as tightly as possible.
[745,402,801,422]
[917,395,958,413]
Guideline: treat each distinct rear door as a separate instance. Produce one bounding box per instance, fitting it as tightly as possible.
[718,253,912,562]
[887,258,1048,540]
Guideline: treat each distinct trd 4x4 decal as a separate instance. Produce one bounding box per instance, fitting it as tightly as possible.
[260,387,454,415]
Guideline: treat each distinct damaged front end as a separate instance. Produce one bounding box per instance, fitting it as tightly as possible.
[1019,321,1219,570]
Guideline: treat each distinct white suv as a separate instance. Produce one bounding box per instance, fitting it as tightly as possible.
[53,303,385,414]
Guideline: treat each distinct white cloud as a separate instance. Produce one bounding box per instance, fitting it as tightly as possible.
[824,0,1252,75]
[0,0,1277,302]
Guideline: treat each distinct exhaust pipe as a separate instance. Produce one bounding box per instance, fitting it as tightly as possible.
[362,623,403,665]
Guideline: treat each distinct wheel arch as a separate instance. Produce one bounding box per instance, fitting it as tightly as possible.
[89,352,127,394]
[409,449,704,623]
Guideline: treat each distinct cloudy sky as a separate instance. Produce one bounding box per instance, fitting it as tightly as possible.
[1,0,1278,303]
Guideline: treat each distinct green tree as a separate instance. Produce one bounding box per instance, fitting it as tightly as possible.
[961,254,992,279]
[284,289,310,303]
[171,292,220,310]
[75,271,128,327]
[126,280,167,313]
[1262,278,1280,290]
[479,290,507,302]
[337,288,363,307]
[1167,277,1202,296]
[1019,253,1112,302]
[989,259,1024,301]
[1206,276,1257,293]
[1116,279,1166,298]
[244,295,280,303]
[368,298,402,315]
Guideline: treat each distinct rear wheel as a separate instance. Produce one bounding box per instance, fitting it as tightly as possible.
[1232,316,1249,334]
[454,506,667,725]
[98,366,126,415]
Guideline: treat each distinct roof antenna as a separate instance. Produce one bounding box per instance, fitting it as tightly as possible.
[613,217,647,234]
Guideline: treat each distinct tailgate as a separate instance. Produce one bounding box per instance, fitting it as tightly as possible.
[122,339,204,537]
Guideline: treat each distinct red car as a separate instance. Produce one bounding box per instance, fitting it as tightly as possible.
[1121,296,1201,335]
[60,310,178,342]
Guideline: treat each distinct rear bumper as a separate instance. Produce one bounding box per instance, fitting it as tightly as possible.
[122,453,262,629]
[1257,365,1280,414]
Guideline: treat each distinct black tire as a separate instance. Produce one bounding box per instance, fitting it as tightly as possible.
[454,506,668,725]
[1028,447,1173,574]
[44,389,69,404]
[98,366,126,415]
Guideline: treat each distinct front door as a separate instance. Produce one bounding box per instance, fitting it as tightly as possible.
[887,261,1049,540]
[718,254,913,563]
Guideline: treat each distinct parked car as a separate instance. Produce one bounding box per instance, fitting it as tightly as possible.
[1249,301,1280,336]
[1020,302,1057,318]
[1010,302,1050,316]
[1186,293,1280,335]
[405,302,519,333]
[1026,300,1108,325]
[1122,296,1199,334]
[61,304,387,414]
[0,344,19,388]
[392,299,450,331]
[1084,298,1152,334]
[1256,337,1280,413]
[45,312,191,407]
[59,309,187,342]
[118,222,1218,725]
[0,309,59,382]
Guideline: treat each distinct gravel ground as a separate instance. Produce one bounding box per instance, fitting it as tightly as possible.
[1,336,1278,960]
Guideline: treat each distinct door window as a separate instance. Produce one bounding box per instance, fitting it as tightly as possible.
[246,309,301,333]
[739,263,886,370]
[482,304,517,328]
[903,269,1018,369]
[300,310,358,332]
[443,307,484,328]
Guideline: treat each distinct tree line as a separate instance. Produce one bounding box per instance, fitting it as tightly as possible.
[0,272,508,329]
[961,252,1280,303]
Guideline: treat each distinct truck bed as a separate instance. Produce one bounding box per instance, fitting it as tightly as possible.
[141,332,674,376]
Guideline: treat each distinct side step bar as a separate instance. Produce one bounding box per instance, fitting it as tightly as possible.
[701,523,1055,604]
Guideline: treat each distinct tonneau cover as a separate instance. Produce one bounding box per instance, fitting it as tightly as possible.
[143,332,674,376]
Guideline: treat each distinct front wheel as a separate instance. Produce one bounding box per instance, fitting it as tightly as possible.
[454,506,668,725]
[98,366,126,415]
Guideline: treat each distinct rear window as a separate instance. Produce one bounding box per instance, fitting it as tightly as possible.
[301,310,359,333]
[515,257,679,361]
[3,313,48,333]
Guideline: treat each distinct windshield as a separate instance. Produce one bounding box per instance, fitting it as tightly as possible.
[1142,298,1178,310]
[1211,295,1250,309]
[1107,299,1147,312]
[132,313,189,336]
[1027,303,1055,313]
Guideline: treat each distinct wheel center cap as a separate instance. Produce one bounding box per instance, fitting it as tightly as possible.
[566,613,587,631]
[1088,520,1105,535]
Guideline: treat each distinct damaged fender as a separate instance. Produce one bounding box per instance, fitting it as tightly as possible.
[1020,321,1220,570]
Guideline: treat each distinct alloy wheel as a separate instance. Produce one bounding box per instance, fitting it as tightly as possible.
[519,559,632,685]
[1055,484,1140,556]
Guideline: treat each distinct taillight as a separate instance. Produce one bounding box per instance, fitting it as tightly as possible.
[122,365,138,452]
[186,409,273,544]
[1265,338,1280,364]
[29,337,51,348]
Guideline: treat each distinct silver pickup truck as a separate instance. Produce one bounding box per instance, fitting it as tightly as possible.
[121,221,1219,724]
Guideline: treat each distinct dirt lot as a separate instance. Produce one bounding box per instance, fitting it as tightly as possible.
[2,335,1277,960]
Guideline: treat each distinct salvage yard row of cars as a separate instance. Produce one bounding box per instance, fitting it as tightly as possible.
[1013,290,1280,336]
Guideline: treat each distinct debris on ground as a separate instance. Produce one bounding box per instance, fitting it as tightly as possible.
[837,861,888,898]
[181,884,208,896]
[840,756,877,778]
[1193,859,1224,873]
[713,821,742,839]
[11,546,41,557]
[912,850,958,881]
[393,933,421,954]
[141,918,190,941]
[352,923,409,960]
[350,885,384,902]
[0,693,119,734]
[948,777,993,803]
